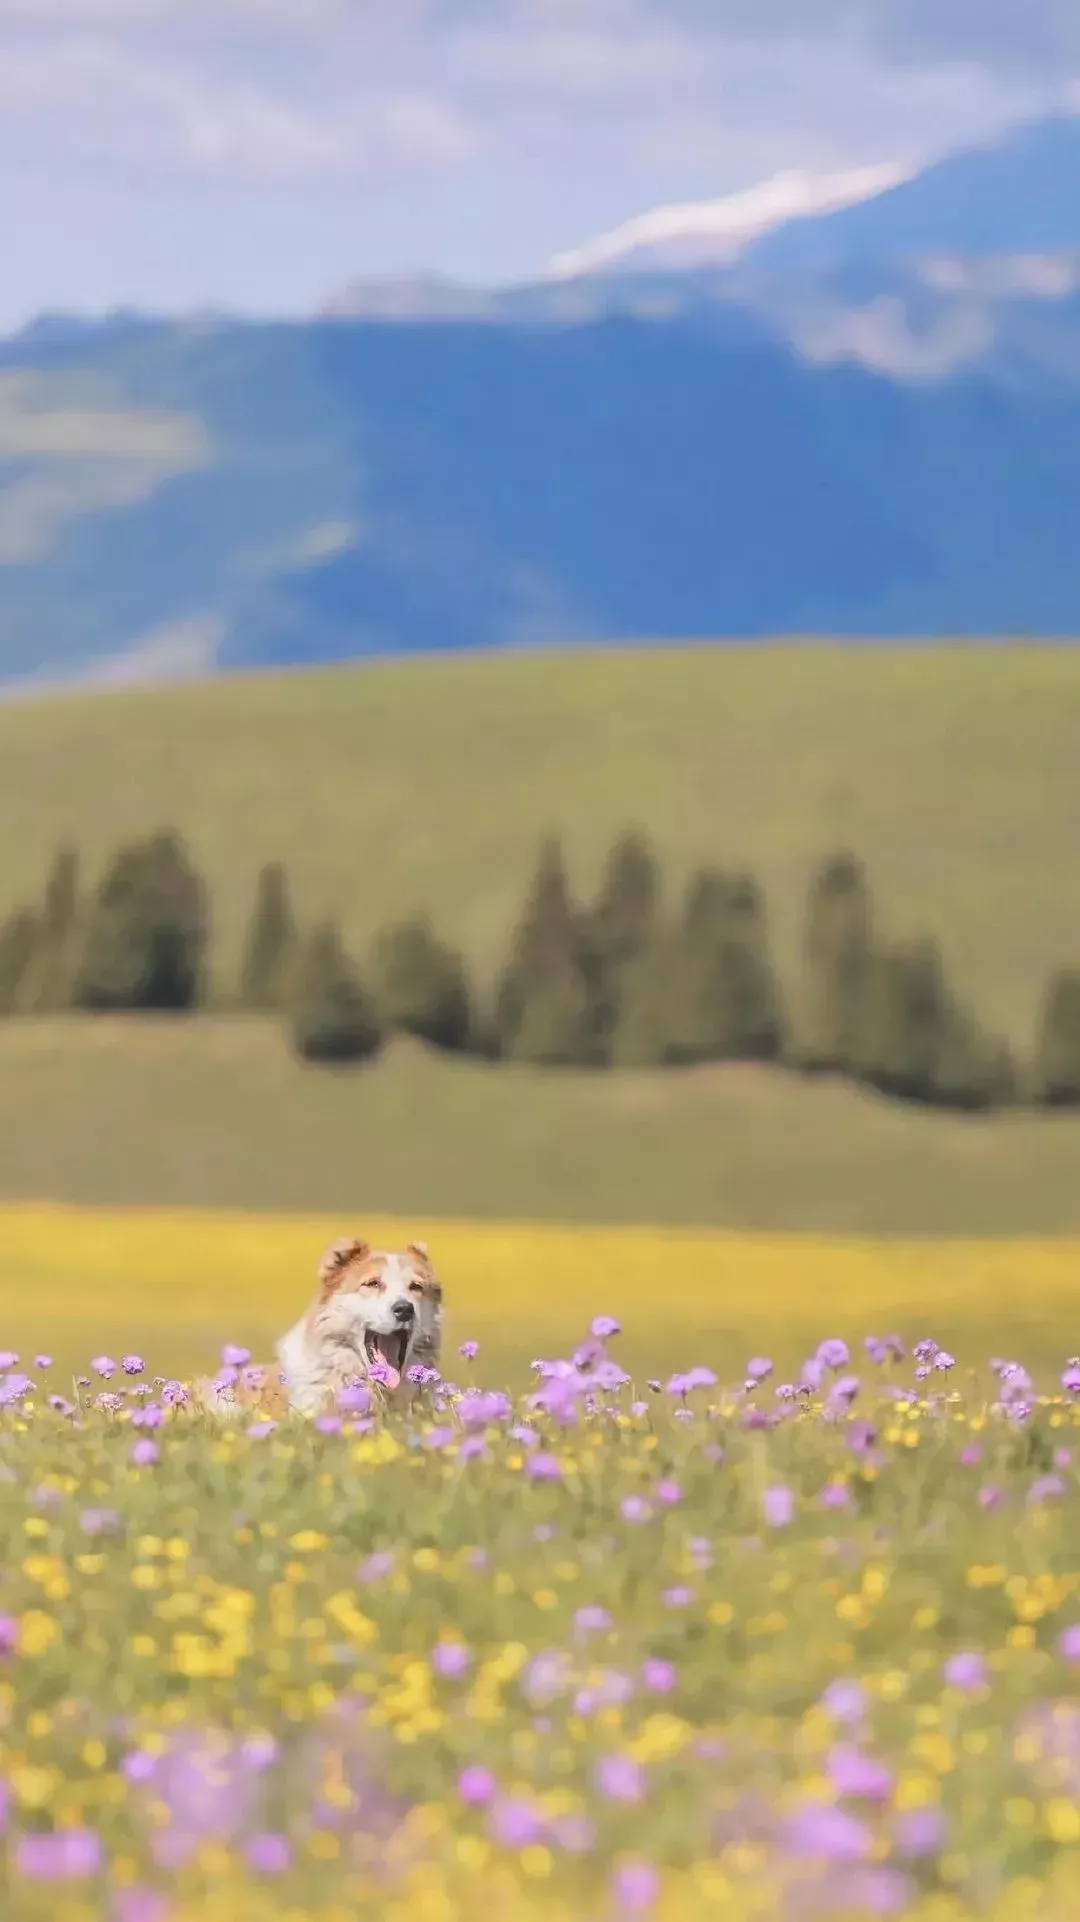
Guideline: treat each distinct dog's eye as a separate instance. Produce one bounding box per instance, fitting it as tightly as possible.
[361,1277,381,1291]
[408,1279,424,1295]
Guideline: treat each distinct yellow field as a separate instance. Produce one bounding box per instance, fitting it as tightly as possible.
[1,1203,1075,1382]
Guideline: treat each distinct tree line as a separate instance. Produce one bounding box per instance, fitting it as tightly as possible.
[2,829,1080,1112]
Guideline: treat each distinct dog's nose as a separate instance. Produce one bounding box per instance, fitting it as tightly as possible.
[392,1299,415,1325]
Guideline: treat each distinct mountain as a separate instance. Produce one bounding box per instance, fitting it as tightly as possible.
[542,164,910,279]
[8,112,1080,685]
[6,300,1080,688]
[734,116,1080,272]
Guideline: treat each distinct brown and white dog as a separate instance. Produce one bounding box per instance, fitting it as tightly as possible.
[196,1236,443,1419]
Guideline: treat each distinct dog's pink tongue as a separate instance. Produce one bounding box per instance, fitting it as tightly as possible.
[372,1333,402,1391]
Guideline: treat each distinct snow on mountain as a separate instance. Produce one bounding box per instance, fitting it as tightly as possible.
[544,163,912,280]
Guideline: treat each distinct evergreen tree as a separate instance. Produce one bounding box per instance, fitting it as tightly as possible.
[73,831,209,1012]
[0,909,39,1015]
[494,836,592,1064]
[608,931,679,1068]
[371,914,473,1052]
[1034,967,1080,1105]
[20,843,80,1012]
[288,921,383,1065]
[239,862,297,1010]
[579,829,661,1063]
[933,1008,1017,1112]
[662,867,784,1064]
[851,939,951,1103]
[798,853,872,1071]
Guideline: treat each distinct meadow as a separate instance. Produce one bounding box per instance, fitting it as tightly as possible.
[0,1313,1077,1921]
[5,644,1080,1047]
[6,1021,1080,1233]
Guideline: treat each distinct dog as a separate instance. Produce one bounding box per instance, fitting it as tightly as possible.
[195,1235,443,1419]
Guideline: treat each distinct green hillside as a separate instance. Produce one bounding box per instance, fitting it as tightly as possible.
[2,645,1080,1046]
[3,1017,1080,1232]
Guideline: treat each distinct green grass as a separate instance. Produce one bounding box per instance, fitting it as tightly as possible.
[3,644,1080,1045]
[5,1016,1080,1232]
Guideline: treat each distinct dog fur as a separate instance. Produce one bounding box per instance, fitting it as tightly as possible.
[194,1236,443,1419]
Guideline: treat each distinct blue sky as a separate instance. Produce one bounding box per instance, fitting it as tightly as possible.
[2,0,1076,331]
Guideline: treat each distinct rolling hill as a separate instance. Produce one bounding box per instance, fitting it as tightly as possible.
[2,645,1080,1050]
[4,1017,1080,1234]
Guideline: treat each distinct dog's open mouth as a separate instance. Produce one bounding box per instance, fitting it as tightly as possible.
[364,1329,408,1391]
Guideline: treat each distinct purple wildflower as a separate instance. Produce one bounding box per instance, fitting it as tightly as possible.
[91,1356,117,1379]
[641,1658,677,1694]
[829,1374,861,1405]
[595,1755,646,1803]
[0,1615,18,1656]
[620,1496,651,1524]
[654,1479,682,1505]
[892,1806,946,1859]
[817,1338,850,1370]
[130,1439,159,1467]
[458,1340,479,1360]
[34,1354,53,1369]
[762,1484,794,1527]
[611,1860,661,1914]
[489,1796,544,1847]
[1059,1625,1080,1662]
[160,1381,189,1407]
[573,1606,613,1636]
[122,1355,145,1376]
[221,1344,250,1367]
[745,1356,773,1383]
[0,1351,17,1368]
[95,1392,123,1413]
[819,1482,852,1511]
[16,1829,103,1879]
[662,1585,693,1608]
[943,1651,987,1693]
[1028,1474,1067,1504]
[821,1679,866,1724]
[246,1834,291,1873]
[526,1452,563,1481]
[432,1640,471,1679]
[828,1745,893,1802]
[592,1316,621,1339]
[786,1803,873,1862]
[336,1379,372,1416]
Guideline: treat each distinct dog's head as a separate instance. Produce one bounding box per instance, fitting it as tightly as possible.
[310,1236,442,1392]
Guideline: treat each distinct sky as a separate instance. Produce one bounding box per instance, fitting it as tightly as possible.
[3,0,1079,332]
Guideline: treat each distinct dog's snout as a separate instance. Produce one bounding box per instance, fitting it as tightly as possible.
[392,1299,415,1325]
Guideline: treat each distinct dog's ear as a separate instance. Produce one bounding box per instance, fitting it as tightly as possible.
[318,1236,370,1291]
[408,1240,430,1263]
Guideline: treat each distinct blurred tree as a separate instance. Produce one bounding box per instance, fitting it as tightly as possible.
[0,908,39,1015]
[239,861,298,1010]
[20,843,81,1013]
[371,914,473,1052]
[288,920,383,1065]
[579,829,661,1060]
[798,852,872,1071]
[495,835,592,1064]
[73,831,209,1012]
[1033,967,1080,1105]
[663,867,784,1063]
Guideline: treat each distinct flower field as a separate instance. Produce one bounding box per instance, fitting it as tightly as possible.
[1,1302,1079,1921]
